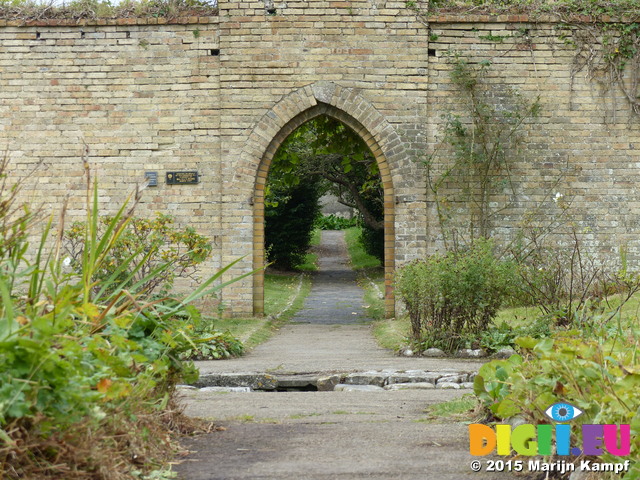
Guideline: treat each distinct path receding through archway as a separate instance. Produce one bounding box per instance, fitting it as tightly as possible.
[174,231,518,480]
[196,230,482,374]
[292,229,370,325]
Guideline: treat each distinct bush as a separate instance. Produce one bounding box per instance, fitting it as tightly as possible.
[0,157,248,479]
[474,333,639,479]
[395,240,515,352]
[65,212,212,298]
[175,306,244,360]
[315,214,357,230]
[358,223,384,262]
[509,227,640,328]
[476,318,551,353]
[265,179,322,270]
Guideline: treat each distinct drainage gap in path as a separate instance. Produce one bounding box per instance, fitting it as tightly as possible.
[182,369,478,393]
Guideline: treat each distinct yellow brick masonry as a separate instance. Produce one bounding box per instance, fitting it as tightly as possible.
[1,5,639,316]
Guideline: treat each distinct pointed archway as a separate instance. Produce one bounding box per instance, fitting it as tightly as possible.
[249,83,404,318]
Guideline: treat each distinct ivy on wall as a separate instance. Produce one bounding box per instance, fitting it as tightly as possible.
[408,1,640,118]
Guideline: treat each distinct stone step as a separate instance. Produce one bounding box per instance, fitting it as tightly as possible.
[186,369,477,392]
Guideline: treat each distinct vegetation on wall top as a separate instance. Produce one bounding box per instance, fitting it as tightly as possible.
[424,0,640,20]
[0,0,218,22]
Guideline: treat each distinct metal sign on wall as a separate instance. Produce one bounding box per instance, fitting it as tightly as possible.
[166,171,199,185]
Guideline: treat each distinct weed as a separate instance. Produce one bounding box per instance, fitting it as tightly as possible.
[426,394,479,419]
[478,33,507,43]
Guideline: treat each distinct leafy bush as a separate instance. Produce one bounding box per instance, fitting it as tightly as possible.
[315,214,357,230]
[65,212,212,298]
[395,240,515,352]
[175,306,244,360]
[474,333,639,479]
[0,156,248,479]
[476,318,551,353]
[265,178,322,270]
[358,222,384,262]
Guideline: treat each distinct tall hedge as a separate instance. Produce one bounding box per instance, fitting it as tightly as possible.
[265,179,322,270]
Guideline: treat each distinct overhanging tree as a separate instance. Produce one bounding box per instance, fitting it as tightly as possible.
[265,116,385,264]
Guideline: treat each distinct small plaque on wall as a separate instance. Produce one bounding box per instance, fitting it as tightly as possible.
[166,171,199,185]
[145,171,158,187]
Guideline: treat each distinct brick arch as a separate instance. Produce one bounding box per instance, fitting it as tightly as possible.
[250,83,402,318]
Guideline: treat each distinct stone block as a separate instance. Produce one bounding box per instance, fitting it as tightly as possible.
[343,371,387,387]
[334,384,385,392]
[316,375,341,391]
[387,371,441,385]
[384,382,436,390]
[194,373,278,390]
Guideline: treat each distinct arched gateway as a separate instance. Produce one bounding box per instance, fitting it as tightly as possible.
[4,8,639,318]
[245,82,404,318]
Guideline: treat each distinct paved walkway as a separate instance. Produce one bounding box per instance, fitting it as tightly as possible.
[196,231,484,376]
[292,229,369,325]
[174,231,512,480]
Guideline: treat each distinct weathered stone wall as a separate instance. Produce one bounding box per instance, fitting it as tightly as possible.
[427,18,640,263]
[1,2,639,316]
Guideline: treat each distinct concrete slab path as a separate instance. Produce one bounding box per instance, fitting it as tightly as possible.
[174,231,517,479]
[196,231,484,376]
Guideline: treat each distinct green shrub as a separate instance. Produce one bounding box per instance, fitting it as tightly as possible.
[265,179,322,270]
[474,333,639,478]
[315,214,358,230]
[0,157,249,479]
[358,223,384,262]
[175,306,244,360]
[476,318,551,353]
[395,240,515,352]
[65,212,212,298]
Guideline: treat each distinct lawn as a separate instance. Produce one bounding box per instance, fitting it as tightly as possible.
[207,272,312,349]
[373,291,640,353]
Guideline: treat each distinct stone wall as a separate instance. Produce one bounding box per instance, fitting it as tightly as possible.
[1,2,639,316]
[427,18,640,263]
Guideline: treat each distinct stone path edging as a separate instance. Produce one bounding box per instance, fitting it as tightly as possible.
[184,368,477,392]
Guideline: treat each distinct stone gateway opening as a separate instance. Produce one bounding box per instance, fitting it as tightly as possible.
[252,102,396,318]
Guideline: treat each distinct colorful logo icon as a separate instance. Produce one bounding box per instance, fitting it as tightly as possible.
[469,402,631,457]
[545,402,583,422]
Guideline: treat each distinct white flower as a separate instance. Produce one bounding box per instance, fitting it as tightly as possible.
[553,192,564,203]
[63,257,72,267]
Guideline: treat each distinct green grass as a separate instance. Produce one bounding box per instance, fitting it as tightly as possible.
[245,272,312,349]
[495,291,640,330]
[493,304,546,328]
[264,273,306,315]
[296,229,321,272]
[362,277,386,322]
[209,272,312,350]
[342,226,386,322]
[417,395,481,424]
[373,316,411,351]
[344,227,381,271]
